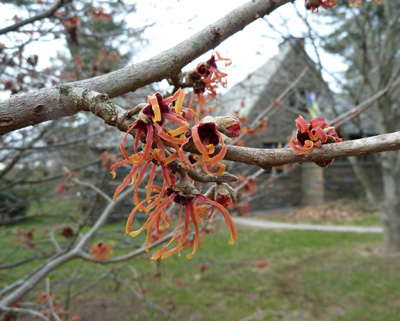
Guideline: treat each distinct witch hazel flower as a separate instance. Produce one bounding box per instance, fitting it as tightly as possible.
[189,116,228,176]
[111,88,240,260]
[90,242,114,261]
[111,89,189,172]
[304,0,337,13]
[177,116,240,176]
[190,52,232,115]
[290,115,342,167]
[111,89,189,211]
[204,182,237,208]
[124,173,238,260]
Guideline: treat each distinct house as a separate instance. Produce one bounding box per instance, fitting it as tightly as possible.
[217,37,382,212]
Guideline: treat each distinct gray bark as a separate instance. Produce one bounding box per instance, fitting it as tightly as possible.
[380,151,400,252]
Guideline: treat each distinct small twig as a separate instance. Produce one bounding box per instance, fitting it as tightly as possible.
[64,259,84,320]
[45,278,62,321]
[0,0,67,35]
[71,177,112,203]
[77,231,175,264]
[50,230,62,253]
[111,266,179,321]
[71,269,111,299]
[0,305,49,321]
[122,103,147,121]
[331,76,400,127]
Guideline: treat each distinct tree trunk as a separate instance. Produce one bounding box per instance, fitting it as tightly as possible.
[380,151,400,252]
[347,156,379,209]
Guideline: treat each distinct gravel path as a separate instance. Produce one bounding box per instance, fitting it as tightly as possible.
[232,217,383,234]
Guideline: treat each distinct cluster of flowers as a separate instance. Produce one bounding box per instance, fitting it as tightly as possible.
[305,0,381,13]
[189,52,231,116]
[111,56,241,259]
[289,115,342,166]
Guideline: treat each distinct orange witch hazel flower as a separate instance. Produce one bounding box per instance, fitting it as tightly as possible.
[179,115,240,176]
[305,0,380,12]
[90,242,114,261]
[110,89,187,206]
[190,119,227,176]
[304,0,337,13]
[190,52,231,115]
[290,115,342,167]
[124,175,238,260]
[111,88,239,259]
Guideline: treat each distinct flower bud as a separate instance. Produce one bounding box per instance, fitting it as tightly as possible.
[215,116,241,138]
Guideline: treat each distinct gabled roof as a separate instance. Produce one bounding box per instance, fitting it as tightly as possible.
[217,38,301,117]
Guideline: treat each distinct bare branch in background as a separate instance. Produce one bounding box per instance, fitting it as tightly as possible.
[0,305,49,321]
[0,0,68,35]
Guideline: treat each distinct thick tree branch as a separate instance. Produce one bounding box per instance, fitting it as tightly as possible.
[220,131,400,170]
[0,0,293,135]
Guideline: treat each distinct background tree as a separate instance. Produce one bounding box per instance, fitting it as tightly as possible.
[321,0,400,251]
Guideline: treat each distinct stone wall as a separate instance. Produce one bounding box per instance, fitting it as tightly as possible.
[247,166,302,211]
[323,159,383,200]
[246,159,383,212]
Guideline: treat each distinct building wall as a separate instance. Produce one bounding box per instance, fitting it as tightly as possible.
[246,159,383,212]
[323,160,383,200]
[248,166,302,211]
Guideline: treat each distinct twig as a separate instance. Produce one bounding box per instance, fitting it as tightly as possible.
[0,0,67,35]
[71,269,111,299]
[331,76,400,127]
[64,260,84,320]
[117,266,179,321]
[50,230,62,253]
[45,278,62,321]
[0,185,134,307]
[71,177,112,203]
[77,230,175,264]
[0,305,49,321]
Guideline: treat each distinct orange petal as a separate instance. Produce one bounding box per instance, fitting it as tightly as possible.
[295,115,309,133]
[289,140,314,154]
[125,194,159,234]
[186,201,200,259]
[198,195,238,244]
[148,94,162,122]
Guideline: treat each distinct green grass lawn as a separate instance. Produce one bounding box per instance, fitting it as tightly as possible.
[1,201,399,321]
[125,228,395,321]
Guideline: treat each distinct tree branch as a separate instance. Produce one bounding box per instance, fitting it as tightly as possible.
[218,131,400,170]
[0,306,49,321]
[0,0,293,135]
[0,0,67,35]
[0,184,134,307]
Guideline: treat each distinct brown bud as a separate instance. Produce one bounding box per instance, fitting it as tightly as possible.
[215,116,241,138]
